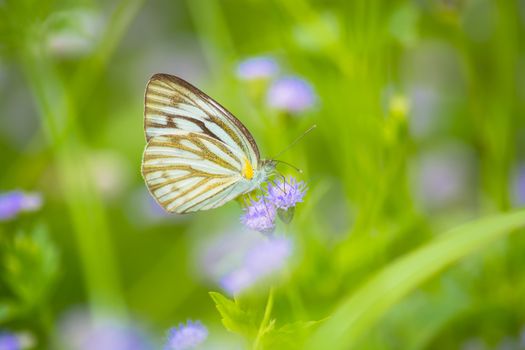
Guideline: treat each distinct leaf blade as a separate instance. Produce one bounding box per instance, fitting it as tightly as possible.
[306,209,525,350]
[209,291,258,339]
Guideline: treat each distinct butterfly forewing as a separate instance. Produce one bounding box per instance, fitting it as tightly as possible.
[144,73,260,165]
[142,74,261,214]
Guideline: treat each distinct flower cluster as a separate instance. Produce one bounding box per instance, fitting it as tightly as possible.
[0,191,42,221]
[241,177,307,233]
[164,320,208,350]
[236,56,316,114]
[266,177,307,210]
[240,198,276,233]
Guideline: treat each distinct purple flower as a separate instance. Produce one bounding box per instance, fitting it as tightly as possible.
[165,320,208,350]
[57,310,151,350]
[220,237,292,295]
[241,198,276,233]
[0,191,42,221]
[236,56,279,81]
[0,332,20,350]
[266,177,307,210]
[266,76,316,113]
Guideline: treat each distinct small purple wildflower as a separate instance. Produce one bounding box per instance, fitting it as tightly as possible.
[0,332,20,350]
[58,310,151,350]
[266,177,307,210]
[165,320,208,350]
[266,76,316,113]
[236,56,279,81]
[220,237,292,295]
[0,191,42,221]
[241,198,276,233]
[0,192,23,220]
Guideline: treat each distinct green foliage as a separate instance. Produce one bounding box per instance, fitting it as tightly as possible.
[261,320,324,350]
[307,209,525,349]
[210,291,324,350]
[0,225,58,322]
[1,0,524,349]
[209,292,260,340]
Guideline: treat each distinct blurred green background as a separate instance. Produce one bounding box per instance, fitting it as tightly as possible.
[1,0,525,349]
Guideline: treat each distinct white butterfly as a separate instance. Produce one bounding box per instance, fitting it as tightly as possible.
[141,73,276,214]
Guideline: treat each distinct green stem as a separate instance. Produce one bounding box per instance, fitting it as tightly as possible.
[185,0,237,78]
[253,287,275,350]
[21,55,126,316]
[286,284,307,320]
[72,0,146,109]
[16,0,145,318]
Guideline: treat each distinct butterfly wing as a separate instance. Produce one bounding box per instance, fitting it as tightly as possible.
[142,74,259,213]
[142,133,254,213]
[144,73,260,165]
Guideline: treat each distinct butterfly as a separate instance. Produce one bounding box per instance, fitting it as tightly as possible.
[141,73,276,214]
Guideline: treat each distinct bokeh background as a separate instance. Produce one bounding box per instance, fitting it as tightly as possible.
[1,0,525,349]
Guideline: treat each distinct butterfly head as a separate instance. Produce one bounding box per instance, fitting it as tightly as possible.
[268,159,302,174]
[239,159,275,190]
[261,159,277,173]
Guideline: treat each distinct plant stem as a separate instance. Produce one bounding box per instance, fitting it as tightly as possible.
[21,54,126,316]
[16,0,146,317]
[253,287,275,350]
[185,0,236,78]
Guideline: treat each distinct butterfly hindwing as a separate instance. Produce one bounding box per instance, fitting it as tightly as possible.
[142,133,253,213]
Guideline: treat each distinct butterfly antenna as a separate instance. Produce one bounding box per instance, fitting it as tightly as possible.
[274,160,303,174]
[271,124,317,160]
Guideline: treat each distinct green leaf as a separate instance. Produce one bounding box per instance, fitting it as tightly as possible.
[278,207,295,224]
[0,300,22,323]
[209,291,259,339]
[389,3,420,47]
[262,319,326,350]
[1,225,59,309]
[306,209,525,350]
[355,274,471,349]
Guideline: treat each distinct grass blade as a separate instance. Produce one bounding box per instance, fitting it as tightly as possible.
[306,209,525,350]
